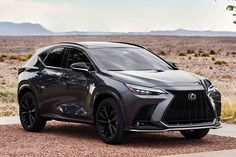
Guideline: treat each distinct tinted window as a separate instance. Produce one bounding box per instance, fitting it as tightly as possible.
[90,48,172,71]
[44,47,67,68]
[39,50,49,62]
[66,48,93,70]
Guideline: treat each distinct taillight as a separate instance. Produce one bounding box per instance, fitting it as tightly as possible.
[18,67,26,75]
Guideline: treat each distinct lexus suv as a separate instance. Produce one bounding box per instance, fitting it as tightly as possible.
[17,42,221,144]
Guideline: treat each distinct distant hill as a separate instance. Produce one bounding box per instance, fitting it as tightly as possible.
[1,22,236,36]
[0,22,53,36]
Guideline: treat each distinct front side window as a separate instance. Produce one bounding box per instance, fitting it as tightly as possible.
[66,48,93,70]
[90,48,172,71]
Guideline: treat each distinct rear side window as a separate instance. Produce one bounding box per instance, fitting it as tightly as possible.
[44,47,68,68]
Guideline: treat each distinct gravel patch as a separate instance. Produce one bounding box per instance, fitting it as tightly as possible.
[0,121,236,157]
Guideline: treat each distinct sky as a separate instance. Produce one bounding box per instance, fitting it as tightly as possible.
[0,0,235,32]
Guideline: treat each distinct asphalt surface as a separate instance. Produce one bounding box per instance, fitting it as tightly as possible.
[0,121,236,157]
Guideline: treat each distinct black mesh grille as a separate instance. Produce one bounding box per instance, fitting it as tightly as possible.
[134,104,157,123]
[162,90,215,125]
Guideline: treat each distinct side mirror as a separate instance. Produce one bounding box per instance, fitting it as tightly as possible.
[70,62,89,72]
[168,61,178,68]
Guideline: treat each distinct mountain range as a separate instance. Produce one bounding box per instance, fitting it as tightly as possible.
[1,22,236,36]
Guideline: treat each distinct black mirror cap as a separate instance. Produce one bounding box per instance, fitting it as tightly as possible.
[70,62,89,72]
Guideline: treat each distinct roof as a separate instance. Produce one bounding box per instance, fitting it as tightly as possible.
[77,42,141,48]
[55,41,142,49]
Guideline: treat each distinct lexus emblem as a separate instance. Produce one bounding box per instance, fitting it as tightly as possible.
[188,93,196,101]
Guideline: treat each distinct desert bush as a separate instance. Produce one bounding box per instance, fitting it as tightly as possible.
[210,50,216,55]
[178,52,186,56]
[188,56,191,60]
[159,51,167,55]
[198,49,204,54]
[214,60,228,65]
[187,49,195,54]
[194,53,199,57]
[211,57,215,61]
[195,70,203,76]
[201,52,210,57]
[209,66,213,69]
[231,52,236,55]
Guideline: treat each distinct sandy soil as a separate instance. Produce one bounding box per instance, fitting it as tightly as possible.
[0,121,235,157]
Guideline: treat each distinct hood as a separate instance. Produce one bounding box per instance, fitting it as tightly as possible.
[107,70,203,88]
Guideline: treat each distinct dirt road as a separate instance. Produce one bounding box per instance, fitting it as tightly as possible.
[0,121,236,157]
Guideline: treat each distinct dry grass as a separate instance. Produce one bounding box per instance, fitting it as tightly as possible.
[0,80,17,103]
[222,98,236,124]
[0,53,32,62]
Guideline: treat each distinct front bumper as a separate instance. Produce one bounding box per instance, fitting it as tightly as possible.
[126,121,222,132]
[121,85,222,132]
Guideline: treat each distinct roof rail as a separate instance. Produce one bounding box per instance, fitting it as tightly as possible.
[111,41,145,49]
[53,42,88,48]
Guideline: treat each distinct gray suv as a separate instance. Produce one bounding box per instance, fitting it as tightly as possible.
[17,42,221,144]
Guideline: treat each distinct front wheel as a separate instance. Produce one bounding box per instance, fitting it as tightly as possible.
[19,92,46,132]
[180,129,210,139]
[95,98,125,144]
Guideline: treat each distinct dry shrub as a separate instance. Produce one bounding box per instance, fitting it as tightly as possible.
[178,52,186,56]
[210,50,216,55]
[214,60,228,65]
[201,52,210,57]
[195,70,203,76]
[194,53,199,57]
[159,51,166,55]
[187,49,195,54]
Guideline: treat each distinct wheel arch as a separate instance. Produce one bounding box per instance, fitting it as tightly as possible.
[91,88,125,123]
[18,84,38,104]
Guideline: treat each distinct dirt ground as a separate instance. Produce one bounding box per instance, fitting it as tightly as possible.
[0,35,235,119]
[0,121,235,157]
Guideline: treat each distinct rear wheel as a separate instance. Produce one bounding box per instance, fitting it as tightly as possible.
[180,129,210,139]
[19,92,46,132]
[95,98,124,144]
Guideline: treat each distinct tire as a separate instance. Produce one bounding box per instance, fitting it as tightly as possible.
[180,129,210,139]
[95,98,125,144]
[19,92,46,132]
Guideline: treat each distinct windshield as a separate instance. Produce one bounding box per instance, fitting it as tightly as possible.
[90,47,172,71]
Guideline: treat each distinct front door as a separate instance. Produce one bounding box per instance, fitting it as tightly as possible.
[58,47,95,120]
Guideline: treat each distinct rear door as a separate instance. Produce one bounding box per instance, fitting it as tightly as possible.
[36,46,69,115]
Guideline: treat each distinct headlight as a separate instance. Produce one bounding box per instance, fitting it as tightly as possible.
[203,79,218,93]
[208,83,218,93]
[125,83,166,96]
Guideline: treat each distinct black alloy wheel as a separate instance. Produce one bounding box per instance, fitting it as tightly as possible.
[20,92,46,132]
[96,98,124,144]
